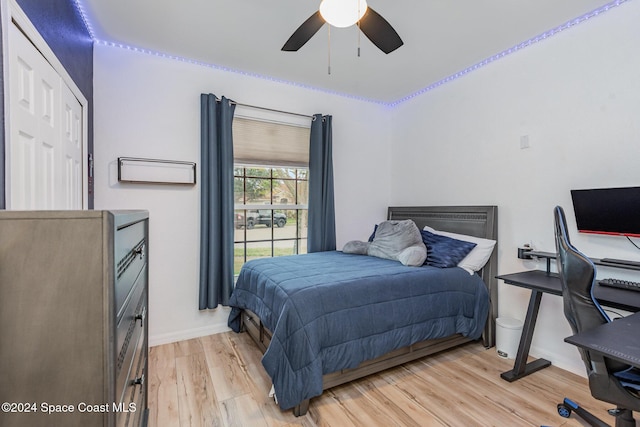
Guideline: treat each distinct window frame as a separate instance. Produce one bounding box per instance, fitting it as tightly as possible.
[233,165,309,275]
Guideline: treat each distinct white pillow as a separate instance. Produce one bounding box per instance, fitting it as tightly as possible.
[423,226,496,274]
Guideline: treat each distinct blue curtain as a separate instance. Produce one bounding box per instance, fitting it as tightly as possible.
[308,114,336,252]
[199,94,236,309]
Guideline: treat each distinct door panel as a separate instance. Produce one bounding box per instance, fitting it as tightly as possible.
[7,22,83,210]
[61,83,83,209]
[13,131,36,209]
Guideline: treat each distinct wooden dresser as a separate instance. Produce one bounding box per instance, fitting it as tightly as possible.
[0,210,149,427]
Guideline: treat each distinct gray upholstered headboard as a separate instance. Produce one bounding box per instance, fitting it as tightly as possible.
[387,205,498,348]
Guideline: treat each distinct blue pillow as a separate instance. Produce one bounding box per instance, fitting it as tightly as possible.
[420,229,477,268]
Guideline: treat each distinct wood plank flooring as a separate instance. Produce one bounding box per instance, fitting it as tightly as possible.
[148,331,620,426]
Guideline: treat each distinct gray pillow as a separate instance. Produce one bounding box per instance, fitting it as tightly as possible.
[343,219,427,266]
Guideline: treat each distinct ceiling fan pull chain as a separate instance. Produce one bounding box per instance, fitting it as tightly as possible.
[327,24,331,75]
[357,2,361,57]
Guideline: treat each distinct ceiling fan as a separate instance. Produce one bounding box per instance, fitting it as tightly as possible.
[282,0,403,55]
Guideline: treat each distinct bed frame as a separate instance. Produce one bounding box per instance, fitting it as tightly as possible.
[239,205,498,416]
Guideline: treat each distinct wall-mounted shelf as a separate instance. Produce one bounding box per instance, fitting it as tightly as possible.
[525,250,640,273]
[118,157,196,185]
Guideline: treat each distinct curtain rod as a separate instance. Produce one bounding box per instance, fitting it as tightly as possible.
[227,99,313,120]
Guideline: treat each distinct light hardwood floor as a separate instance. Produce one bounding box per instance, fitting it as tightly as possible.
[148,331,618,427]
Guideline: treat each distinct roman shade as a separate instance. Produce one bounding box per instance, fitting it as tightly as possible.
[232,117,310,167]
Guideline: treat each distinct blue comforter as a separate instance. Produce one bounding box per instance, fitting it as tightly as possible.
[228,251,489,410]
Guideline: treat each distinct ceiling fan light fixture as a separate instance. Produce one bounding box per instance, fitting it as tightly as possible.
[319,0,368,28]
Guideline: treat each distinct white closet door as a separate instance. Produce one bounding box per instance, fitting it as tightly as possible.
[7,22,84,210]
[60,81,83,209]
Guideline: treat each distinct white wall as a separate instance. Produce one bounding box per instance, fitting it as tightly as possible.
[389,1,640,375]
[93,45,392,345]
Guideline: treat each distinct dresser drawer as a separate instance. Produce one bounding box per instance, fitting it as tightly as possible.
[117,335,147,427]
[115,219,146,317]
[116,285,146,400]
[116,268,146,365]
[116,323,146,427]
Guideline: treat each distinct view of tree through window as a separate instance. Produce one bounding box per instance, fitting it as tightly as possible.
[234,166,308,276]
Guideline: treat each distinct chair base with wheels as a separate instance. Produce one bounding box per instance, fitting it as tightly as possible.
[557,397,636,427]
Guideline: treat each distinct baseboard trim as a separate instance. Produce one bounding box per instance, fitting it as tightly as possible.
[149,323,231,347]
[530,345,585,377]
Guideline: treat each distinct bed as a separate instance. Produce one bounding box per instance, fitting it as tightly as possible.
[227,205,498,416]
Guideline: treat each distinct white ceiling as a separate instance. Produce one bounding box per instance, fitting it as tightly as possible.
[78,0,618,104]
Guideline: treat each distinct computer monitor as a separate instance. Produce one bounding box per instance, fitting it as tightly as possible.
[571,186,640,237]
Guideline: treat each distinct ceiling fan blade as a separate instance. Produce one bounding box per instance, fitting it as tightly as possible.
[358,7,403,54]
[282,11,326,51]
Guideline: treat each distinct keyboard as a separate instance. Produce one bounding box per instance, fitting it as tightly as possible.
[600,258,640,268]
[598,278,640,292]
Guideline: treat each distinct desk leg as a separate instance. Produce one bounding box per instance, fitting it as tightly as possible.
[500,289,552,382]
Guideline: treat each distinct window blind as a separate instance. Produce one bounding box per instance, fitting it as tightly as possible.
[233,117,310,167]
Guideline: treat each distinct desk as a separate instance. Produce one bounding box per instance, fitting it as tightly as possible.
[496,270,561,382]
[496,270,640,382]
[565,311,640,368]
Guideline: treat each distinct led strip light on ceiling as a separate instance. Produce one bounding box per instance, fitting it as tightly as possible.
[390,0,630,106]
[72,0,630,107]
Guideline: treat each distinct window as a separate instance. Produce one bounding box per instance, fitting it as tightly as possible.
[233,167,308,275]
[232,114,311,277]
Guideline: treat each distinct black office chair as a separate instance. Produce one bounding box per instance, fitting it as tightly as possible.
[554,205,640,427]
